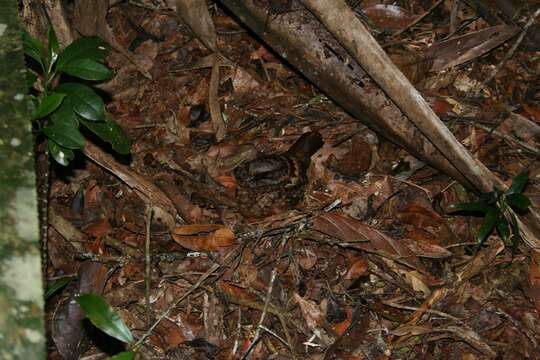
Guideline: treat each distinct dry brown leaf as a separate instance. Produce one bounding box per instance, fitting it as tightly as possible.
[293,293,325,330]
[83,218,113,241]
[214,175,237,193]
[402,238,452,258]
[219,281,257,302]
[361,4,414,30]
[329,307,352,336]
[390,325,433,336]
[523,105,540,124]
[405,271,431,297]
[344,254,369,280]
[457,240,505,283]
[297,248,318,270]
[172,224,236,251]
[312,212,427,273]
[398,204,443,228]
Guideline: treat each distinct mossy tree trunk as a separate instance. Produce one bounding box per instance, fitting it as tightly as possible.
[0,0,45,358]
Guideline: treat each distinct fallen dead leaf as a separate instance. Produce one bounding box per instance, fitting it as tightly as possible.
[398,204,443,229]
[344,254,369,280]
[172,223,236,251]
[293,293,325,330]
[313,212,427,273]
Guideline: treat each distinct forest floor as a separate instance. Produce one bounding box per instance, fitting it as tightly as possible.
[42,1,540,359]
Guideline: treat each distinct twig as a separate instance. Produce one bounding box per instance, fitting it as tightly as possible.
[368,174,433,201]
[259,325,289,347]
[144,205,153,324]
[382,300,463,322]
[241,268,278,359]
[133,247,239,349]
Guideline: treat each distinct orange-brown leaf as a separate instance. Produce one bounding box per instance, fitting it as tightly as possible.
[398,205,443,228]
[313,212,427,273]
[172,224,236,251]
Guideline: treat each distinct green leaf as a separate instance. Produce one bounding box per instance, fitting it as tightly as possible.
[507,171,529,195]
[49,99,79,128]
[26,70,38,89]
[56,37,109,72]
[48,140,75,166]
[62,58,112,81]
[447,201,490,214]
[78,294,134,344]
[47,26,60,67]
[80,116,131,155]
[506,193,531,212]
[110,351,136,360]
[510,214,521,255]
[496,216,510,241]
[477,207,499,245]
[32,92,66,120]
[22,31,45,72]
[44,121,86,149]
[479,191,498,205]
[56,82,105,121]
[45,277,73,299]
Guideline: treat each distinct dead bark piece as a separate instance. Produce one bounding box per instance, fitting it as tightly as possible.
[169,0,217,51]
[42,0,75,46]
[209,55,227,141]
[21,0,75,46]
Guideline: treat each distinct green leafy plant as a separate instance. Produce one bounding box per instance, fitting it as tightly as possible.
[23,27,130,165]
[45,276,74,299]
[447,171,531,250]
[78,293,135,360]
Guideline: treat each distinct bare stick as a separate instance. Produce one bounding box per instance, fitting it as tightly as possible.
[241,268,278,359]
[144,205,153,324]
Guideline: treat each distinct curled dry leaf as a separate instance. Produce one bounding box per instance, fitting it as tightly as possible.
[171,223,236,251]
[214,175,237,194]
[344,254,369,280]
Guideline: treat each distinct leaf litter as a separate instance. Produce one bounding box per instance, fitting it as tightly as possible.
[39,0,540,358]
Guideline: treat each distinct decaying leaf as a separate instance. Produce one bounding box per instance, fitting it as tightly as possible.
[172,224,236,251]
[312,212,427,273]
